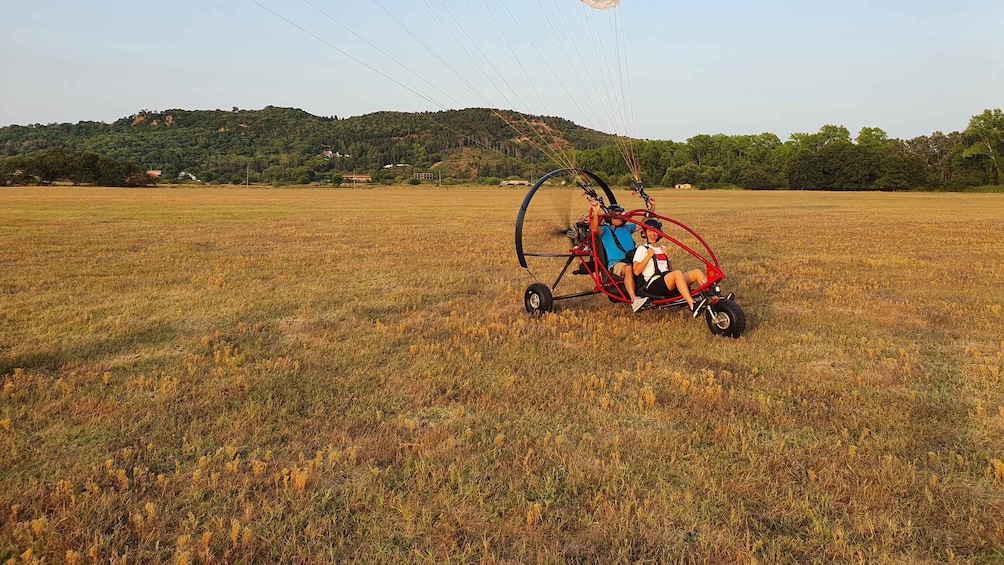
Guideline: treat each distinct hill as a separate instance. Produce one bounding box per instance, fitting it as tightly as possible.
[1,107,1001,191]
[0,107,616,184]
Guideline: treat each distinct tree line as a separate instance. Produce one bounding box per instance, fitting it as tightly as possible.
[0,148,152,187]
[579,111,1003,191]
[1,106,1001,190]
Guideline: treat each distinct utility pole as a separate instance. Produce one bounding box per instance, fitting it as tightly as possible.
[246,164,250,187]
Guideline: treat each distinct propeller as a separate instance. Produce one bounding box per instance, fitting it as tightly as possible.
[521,171,600,257]
[553,205,573,238]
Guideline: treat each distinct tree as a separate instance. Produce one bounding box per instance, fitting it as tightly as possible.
[856,127,890,148]
[261,165,285,185]
[660,162,701,187]
[291,166,314,184]
[0,156,26,185]
[787,142,871,190]
[739,167,776,190]
[786,150,823,190]
[963,109,1004,185]
[875,142,929,191]
[821,142,871,190]
[789,125,851,152]
[687,134,714,167]
[904,131,962,187]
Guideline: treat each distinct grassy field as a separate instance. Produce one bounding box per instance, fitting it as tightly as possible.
[1,186,1003,564]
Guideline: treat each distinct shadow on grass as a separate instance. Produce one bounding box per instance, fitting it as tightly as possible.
[0,320,177,376]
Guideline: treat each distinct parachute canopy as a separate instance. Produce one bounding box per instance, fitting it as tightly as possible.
[581,0,622,10]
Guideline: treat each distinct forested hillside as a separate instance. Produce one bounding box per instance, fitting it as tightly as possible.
[1,106,1001,190]
[0,107,612,185]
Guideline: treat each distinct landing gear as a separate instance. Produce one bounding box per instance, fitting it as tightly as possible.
[705,298,745,338]
[524,283,554,315]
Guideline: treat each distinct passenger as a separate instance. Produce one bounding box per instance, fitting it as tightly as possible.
[633,219,709,318]
[589,199,647,312]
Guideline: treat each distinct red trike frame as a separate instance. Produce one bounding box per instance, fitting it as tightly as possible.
[515,167,727,310]
[582,208,725,308]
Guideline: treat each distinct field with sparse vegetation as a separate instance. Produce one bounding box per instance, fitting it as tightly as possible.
[1,186,1003,564]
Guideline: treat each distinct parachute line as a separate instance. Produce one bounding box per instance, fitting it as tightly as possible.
[579,3,634,174]
[253,0,550,170]
[249,0,444,111]
[251,0,642,182]
[359,0,571,167]
[489,0,583,170]
[298,0,465,109]
[405,0,574,168]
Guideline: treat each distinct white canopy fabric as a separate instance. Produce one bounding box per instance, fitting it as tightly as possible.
[580,0,622,10]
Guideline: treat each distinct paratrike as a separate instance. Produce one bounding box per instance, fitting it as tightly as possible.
[515,168,746,338]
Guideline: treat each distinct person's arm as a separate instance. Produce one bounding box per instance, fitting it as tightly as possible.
[589,199,603,236]
[633,246,655,276]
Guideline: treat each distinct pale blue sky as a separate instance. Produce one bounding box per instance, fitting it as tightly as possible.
[2,0,1001,141]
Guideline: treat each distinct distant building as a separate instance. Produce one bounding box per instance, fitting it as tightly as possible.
[178,171,202,182]
[674,183,694,190]
[343,174,372,183]
[414,172,435,181]
[500,179,531,186]
[146,170,163,179]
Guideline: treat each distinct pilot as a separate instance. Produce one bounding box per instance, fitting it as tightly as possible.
[588,199,646,312]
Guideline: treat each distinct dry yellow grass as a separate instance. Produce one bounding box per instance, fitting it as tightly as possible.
[1,186,1003,564]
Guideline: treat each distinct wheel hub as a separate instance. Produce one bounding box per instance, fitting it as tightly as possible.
[710,310,731,330]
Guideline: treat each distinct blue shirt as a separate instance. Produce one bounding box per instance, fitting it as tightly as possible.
[597,223,637,268]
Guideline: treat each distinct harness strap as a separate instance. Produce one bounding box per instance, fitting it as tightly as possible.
[607,224,633,262]
[642,244,669,288]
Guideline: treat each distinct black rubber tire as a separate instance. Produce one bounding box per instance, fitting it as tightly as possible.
[704,299,746,338]
[524,283,554,315]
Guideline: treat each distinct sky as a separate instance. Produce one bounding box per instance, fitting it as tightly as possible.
[1,0,1002,141]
